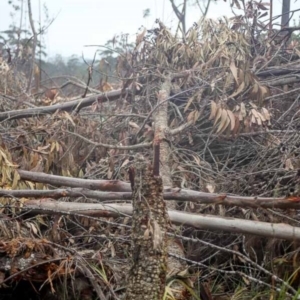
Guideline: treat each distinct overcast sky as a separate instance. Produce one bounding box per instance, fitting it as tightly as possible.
[0,0,299,60]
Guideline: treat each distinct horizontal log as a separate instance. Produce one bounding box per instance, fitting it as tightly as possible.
[0,88,130,121]
[16,170,300,209]
[25,200,300,241]
[18,170,132,192]
[257,63,300,78]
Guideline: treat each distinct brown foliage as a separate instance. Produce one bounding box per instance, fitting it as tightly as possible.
[0,3,300,298]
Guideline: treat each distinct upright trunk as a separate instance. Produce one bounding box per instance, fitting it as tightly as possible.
[281,0,290,28]
[125,154,170,300]
[152,77,187,298]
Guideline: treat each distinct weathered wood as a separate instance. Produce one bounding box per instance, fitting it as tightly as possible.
[18,169,132,192]
[125,155,169,300]
[24,200,300,241]
[16,170,300,209]
[0,88,130,121]
[153,77,187,299]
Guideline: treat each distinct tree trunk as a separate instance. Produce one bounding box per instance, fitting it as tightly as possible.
[153,77,188,299]
[281,0,290,28]
[125,154,170,300]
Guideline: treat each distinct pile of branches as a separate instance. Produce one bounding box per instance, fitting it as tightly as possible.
[1,3,300,299]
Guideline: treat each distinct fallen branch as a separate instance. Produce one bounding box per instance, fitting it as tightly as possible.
[257,63,300,78]
[17,170,300,209]
[0,188,132,200]
[1,65,298,123]
[24,200,300,241]
[265,75,300,87]
[18,170,132,191]
[0,88,131,121]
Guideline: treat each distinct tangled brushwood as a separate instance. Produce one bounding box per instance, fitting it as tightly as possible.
[0,5,300,300]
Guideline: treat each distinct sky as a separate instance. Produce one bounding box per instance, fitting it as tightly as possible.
[0,0,299,60]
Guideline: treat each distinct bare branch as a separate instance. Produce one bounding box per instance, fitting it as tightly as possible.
[67,130,152,150]
[24,200,300,241]
[0,88,131,121]
[16,170,300,209]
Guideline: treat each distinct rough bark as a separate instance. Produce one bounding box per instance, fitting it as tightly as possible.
[125,154,169,300]
[153,77,186,298]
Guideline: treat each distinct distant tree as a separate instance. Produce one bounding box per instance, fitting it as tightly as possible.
[0,0,49,61]
[143,8,151,18]
[95,34,134,84]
